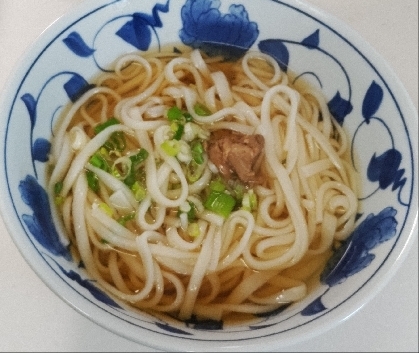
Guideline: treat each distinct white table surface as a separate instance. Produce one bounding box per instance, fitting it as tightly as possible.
[0,1,417,352]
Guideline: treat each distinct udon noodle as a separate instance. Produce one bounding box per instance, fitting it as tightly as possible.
[48,47,359,322]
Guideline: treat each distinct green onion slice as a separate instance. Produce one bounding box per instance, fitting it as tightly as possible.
[86,170,99,192]
[161,140,180,157]
[191,140,204,165]
[194,103,211,116]
[54,181,63,195]
[204,191,236,218]
[94,117,120,135]
[167,106,184,122]
[129,148,149,164]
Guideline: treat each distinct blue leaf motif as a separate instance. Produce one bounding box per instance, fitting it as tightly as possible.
[54,262,122,309]
[116,15,153,51]
[19,175,71,260]
[155,322,193,335]
[21,93,37,129]
[301,296,327,316]
[63,74,95,103]
[180,0,258,59]
[362,81,383,123]
[321,207,397,287]
[185,315,223,330]
[327,91,353,125]
[116,1,170,51]
[368,149,406,191]
[301,29,320,49]
[258,39,289,72]
[32,138,51,162]
[63,32,96,57]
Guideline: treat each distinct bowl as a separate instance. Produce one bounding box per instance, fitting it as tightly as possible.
[0,0,417,351]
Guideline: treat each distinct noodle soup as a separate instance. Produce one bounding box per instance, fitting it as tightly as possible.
[48,47,359,323]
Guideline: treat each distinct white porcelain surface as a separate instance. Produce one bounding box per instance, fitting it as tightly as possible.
[0,0,417,351]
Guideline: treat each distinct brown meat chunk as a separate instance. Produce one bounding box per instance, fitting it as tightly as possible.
[205,129,265,185]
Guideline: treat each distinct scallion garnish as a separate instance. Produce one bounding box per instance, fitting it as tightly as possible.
[241,190,257,212]
[173,123,185,141]
[167,106,193,123]
[183,112,193,122]
[104,131,126,152]
[54,181,63,195]
[191,140,204,165]
[53,181,65,205]
[194,103,211,116]
[124,149,149,188]
[86,170,99,192]
[118,213,136,227]
[90,153,108,171]
[131,181,147,201]
[94,117,120,134]
[99,202,113,216]
[129,148,149,164]
[187,222,200,237]
[167,106,184,122]
[209,179,226,192]
[161,140,181,157]
[204,190,236,218]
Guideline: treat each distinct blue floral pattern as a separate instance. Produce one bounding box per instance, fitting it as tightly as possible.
[1,0,415,344]
[180,0,259,59]
[259,30,353,125]
[302,207,398,315]
[19,175,71,260]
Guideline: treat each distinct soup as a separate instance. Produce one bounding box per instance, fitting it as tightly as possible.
[48,47,359,322]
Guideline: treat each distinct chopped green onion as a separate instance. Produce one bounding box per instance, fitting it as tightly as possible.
[194,103,211,116]
[249,190,257,209]
[123,151,148,187]
[177,201,197,222]
[167,106,193,123]
[123,172,136,188]
[86,170,99,192]
[186,160,205,183]
[173,123,185,141]
[241,190,257,212]
[54,196,65,206]
[94,117,120,134]
[187,223,200,237]
[179,201,192,213]
[204,191,236,218]
[90,153,108,171]
[112,170,122,179]
[161,140,180,157]
[99,203,113,216]
[100,238,109,244]
[118,213,136,227]
[54,181,63,195]
[210,179,226,192]
[183,112,193,122]
[191,140,204,165]
[187,201,197,221]
[124,148,149,186]
[104,131,126,152]
[129,148,149,164]
[167,106,184,122]
[99,147,109,158]
[132,181,147,201]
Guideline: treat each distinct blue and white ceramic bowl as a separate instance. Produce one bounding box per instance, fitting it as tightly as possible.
[0,0,417,351]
